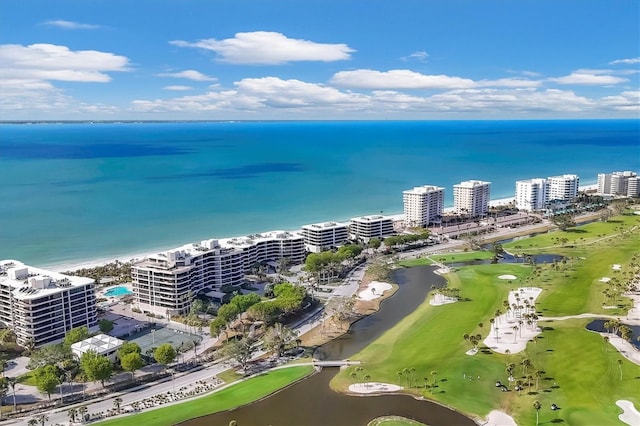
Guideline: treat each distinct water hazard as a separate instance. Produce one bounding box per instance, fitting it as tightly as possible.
[181,266,476,426]
[586,319,640,350]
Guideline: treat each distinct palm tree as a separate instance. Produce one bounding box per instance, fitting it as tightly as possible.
[504,349,511,366]
[534,370,542,390]
[603,336,609,352]
[533,400,541,425]
[515,379,524,396]
[617,359,623,380]
[27,419,39,426]
[67,408,77,423]
[363,374,371,389]
[6,377,17,412]
[430,371,438,393]
[113,396,123,414]
[38,413,48,426]
[77,405,88,421]
[521,358,532,377]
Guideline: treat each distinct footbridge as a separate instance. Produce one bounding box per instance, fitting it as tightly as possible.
[312,359,361,367]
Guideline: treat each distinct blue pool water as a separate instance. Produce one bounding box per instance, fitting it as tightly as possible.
[104,286,133,297]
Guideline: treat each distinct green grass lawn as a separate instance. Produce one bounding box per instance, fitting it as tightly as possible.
[97,365,313,426]
[332,214,640,425]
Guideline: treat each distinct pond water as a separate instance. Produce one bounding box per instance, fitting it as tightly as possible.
[180,266,476,426]
[586,319,640,350]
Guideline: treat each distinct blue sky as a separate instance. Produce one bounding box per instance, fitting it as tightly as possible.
[1,0,638,120]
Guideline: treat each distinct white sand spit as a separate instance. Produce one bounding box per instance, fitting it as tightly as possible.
[358,281,393,301]
[484,410,517,426]
[616,400,640,426]
[349,382,402,394]
[430,294,458,306]
[465,348,478,356]
[484,287,543,354]
[599,277,611,283]
[498,274,517,280]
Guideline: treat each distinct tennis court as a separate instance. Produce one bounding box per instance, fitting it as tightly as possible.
[124,325,202,354]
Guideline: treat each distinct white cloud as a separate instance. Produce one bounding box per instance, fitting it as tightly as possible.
[548,72,628,85]
[170,31,355,64]
[164,85,193,91]
[330,69,476,89]
[609,57,640,65]
[402,51,429,62]
[43,20,101,30]
[156,70,217,81]
[477,78,541,88]
[600,90,640,111]
[0,43,130,82]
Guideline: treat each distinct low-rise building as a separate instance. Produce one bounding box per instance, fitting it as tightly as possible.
[300,221,350,253]
[349,215,395,243]
[71,333,124,362]
[0,260,97,347]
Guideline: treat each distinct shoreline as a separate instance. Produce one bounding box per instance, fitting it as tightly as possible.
[46,184,598,273]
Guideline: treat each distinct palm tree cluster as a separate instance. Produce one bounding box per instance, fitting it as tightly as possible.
[63,260,132,284]
[462,333,483,351]
[604,319,633,342]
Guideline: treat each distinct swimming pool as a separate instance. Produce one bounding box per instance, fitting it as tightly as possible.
[104,286,133,297]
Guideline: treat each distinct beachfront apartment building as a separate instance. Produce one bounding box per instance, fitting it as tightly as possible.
[300,221,350,253]
[131,239,245,316]
[546,174,579,202]
[349,215,395,243]
[597,171,640,197]
[403,185,445,227]
[0,260,97,347]
[453,180,491,217]
[515,178,547,211]
[219,231,306,269]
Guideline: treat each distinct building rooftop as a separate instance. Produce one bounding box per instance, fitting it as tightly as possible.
[219,230,303,249]
[301,221,350,230]
[548,174,578,180]
[0,260,94,300]
[71,333,124,355]
[454,180,491,188]
[403,185,445,194]
[350,214,394,222]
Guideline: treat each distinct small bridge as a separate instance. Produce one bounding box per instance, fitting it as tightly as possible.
[312,359,361,367]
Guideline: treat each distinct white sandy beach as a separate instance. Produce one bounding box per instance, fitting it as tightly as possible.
[358,281,393,301]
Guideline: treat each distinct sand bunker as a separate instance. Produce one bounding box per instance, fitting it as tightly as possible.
[613,264,622,270]
[430,294,458,306]
[484,411,517,426]
[349,382,402,394]
[617,400,640,426]
[498,274,517,280]
[358,281,392,301]
[599,277,611,283]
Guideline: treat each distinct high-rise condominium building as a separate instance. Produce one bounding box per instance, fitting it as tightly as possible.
[0,260,97,347]
[131,239,245,316]
[403,185,445,227]
[546,174,579,201]
[132,231,306,316]
[453,180,491,217]
[515,178,547,211]
[349,215,395,242]
[301,221,350,253]
[597,171,639,196]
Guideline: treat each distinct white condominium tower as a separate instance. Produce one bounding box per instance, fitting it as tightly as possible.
[300,221,350,253]
[0,260,97,347]
[403,185,445,227]
[349,215,395,243]
[597,171,639,197]
[453,180,491,217]
[132,239,245,316]
[546,174,579,201]
[219,231,305,269]
[515,178,547,211]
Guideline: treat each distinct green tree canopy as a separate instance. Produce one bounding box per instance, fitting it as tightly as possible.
[368,237,382,249]
[222,336,256,369]
[63,326,89,348]
[153,343,177,366]
[216,303,241,323]
[34,365,59,399]
[246,301,281,324]
[229,293,261,312]
[98,319,114,333]
[118,342,141,359]
[120,352,144,379]
[551,213,576,231]
[27,344,72,370]
[79,350,112,387]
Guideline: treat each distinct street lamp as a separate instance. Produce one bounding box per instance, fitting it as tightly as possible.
[151,329,156,345]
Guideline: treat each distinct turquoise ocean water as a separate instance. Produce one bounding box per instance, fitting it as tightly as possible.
[0,120,638,269]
